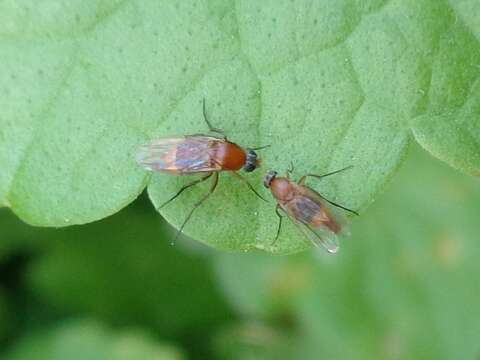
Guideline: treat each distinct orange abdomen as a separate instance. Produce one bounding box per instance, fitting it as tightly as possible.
[213,141,246,171]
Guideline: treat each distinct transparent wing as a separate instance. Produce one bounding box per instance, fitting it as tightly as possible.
[136,136,222,174]
[292,217,341,254]
[281,188,349,254]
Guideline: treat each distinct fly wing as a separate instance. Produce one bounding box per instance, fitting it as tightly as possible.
[294,218,340,254]
[281,186,349,254]
[136,136,222,174]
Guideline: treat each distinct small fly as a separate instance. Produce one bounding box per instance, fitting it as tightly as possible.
[263,164,358,254]
[136,99,268,237]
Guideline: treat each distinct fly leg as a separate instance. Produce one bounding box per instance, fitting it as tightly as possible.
[272,204,284,245]
[175,172,219,240]
[230,171,268,202]
[317,195,359,216]
[285,161,295,179]
[157,172,213,210]
[298,166,358,216]
[202,98,226,139]
[298,165,353,185]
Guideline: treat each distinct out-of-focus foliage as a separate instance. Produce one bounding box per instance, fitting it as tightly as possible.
[214,323,304,360]
[25,200,232,337]
[4,319,184,360]
[0,199,233,358]
[0,290,13,342]
[213,145,480,359]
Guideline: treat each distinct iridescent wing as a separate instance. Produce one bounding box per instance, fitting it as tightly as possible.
[281,185,349,254]
[136,136,223,174]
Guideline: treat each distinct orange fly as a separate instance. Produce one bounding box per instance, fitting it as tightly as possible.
[136,99,268,237]
[263,165,358,253]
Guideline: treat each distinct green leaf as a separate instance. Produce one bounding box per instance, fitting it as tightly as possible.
[411,6,480,177]
[213,145,480,359]
[4,319,184,360]
[413,112,480,177]
[214,323,305,360]
[1,1,479,253]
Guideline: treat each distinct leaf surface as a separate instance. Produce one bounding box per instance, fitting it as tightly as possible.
[1,1,479,253]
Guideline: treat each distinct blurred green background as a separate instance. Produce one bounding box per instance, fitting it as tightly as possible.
[0,144,479,360]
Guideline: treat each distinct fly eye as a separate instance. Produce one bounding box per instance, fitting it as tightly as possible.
[263,170,277,188]
[244,162,256,172]
[244,150,258,172]
[263,177,271,188]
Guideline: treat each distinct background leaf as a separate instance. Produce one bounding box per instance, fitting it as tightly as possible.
[212,144,480,359]
[0,199,233,358]
[0,1,479,253]
[25,199,232,339]
[4,319,184,360]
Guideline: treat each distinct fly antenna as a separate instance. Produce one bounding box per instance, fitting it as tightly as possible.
[249,144,270,151]
[230,172,268,202]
